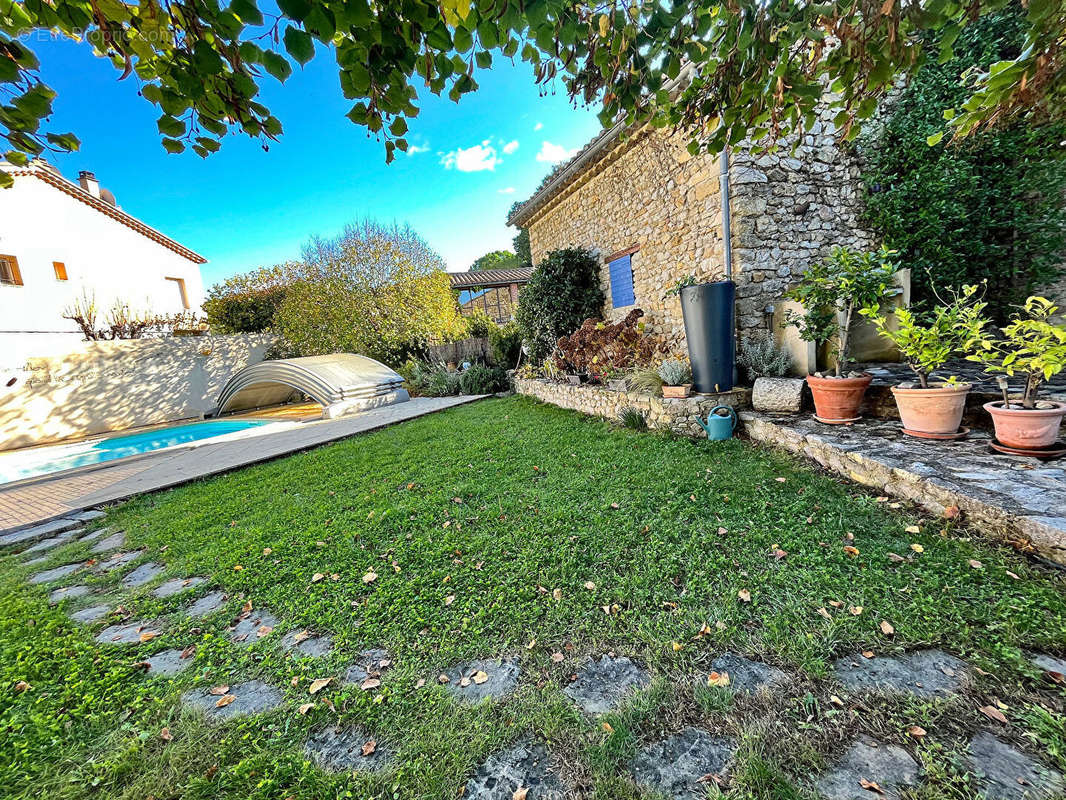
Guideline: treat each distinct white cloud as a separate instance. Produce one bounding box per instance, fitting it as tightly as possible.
[502,139,519,155]
[498,187,516,194]
[406,143,430,156]
[536,141,579,164]
[440,140,501,171]
[534,122,544,131]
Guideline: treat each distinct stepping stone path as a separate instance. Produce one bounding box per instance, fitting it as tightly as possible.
[184,591,226,617]
[228,609,280,646]
[563,655,649,713]
[24,555,50,566]
[702,653,789,695]
[152,577,206,598]
[49,584,91,603]
[1029,652,1066,681]
[78,526,113,543]
[29,563,83,584]
[832,649,966,698]
[344,649,392,686]
[95,620,162,645]
[70,604,110,624]
[631,728,736,800]
[815,737,919,800]
[464,739,563,800]
[182,680,283,721]
[143,647,195,677]
[283,629,333,658]
[23,530,79,554]
[89,530,126,553]
[93,551,139,572]
[967,732,1065,800]
[122,562,164,588]
[304,726,392,772]
[442,657,519,704]
[0,511,100,548]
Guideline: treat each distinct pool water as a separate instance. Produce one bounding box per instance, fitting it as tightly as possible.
[0,420,269,485]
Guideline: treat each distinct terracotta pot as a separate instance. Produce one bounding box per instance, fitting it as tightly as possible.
[984,400,1066,449]
[662,384,692,398]
[892,383,971,435]
[806,373,872,423]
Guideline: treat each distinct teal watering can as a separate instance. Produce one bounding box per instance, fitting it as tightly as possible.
[696,405,736,441]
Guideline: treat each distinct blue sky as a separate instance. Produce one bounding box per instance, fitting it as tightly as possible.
[34,36,604,287]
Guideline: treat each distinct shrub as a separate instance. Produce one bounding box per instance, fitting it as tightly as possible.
[657,359,692,386]
[489,321,524,368]
[627,365,664,396]
[619,406,648,431]
[464,309,495,338]
[202,262,301,333]
[515,247,604,363]
[459,363,511,394]
[555,309,664,377]
[860,9,1066,321]
[738,333,792,382]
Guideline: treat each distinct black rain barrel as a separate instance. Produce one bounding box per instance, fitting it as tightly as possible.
[679,280,736,393]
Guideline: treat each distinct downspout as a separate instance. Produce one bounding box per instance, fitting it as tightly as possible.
[718,145,732,280]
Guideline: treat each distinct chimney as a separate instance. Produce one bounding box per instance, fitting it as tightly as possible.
[78,170,100,198]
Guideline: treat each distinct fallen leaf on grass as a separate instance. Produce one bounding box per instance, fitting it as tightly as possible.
[551,652,565,663]
[14,681,31,693]
[980,705,1008,724]
[849,606,864,616]
[160,727,173,742]
[1044,671,1065,685]
[513,787,529,800]
[829,695,844,707]
[298,703,314,715]
[552,588,563,601]
[308,677,332,695]
[1005,570,1020,580]
[707,671,730,687]
[361,739,377,757]
[862,650,875,659]
[672,641,684,652]
[910,543,924,553]
[472,670,489,685]
[262,547,272,555]
[887,552,906,563]
[738,589,751,603]
[139,631,160,643]
[817,607,832,620]
[610,503,620,509]
[584,581,596,590]
[968,559,983,569]
[311,573,324,583]
[438,674,450,684]
[444,595,455,606]
[843,546,860,557]
[209,685,230,695]
[293,630,310,643]
[879,620,895,635]
[360,678,381,691]
[828,600,844,609]
[180,645,195,659]
[907,725,926,739]
[601,721,614,733]
[944,505,960,519]
[415,678,426,688]
[362,571,378,584]
[215,694,236,708]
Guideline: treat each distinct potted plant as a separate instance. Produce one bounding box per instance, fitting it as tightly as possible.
[784,246,898,423]
[966,296,1066,449]
[658,359,693,398]
[859,283,989,436]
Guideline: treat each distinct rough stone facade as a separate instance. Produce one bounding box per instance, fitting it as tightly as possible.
[515,378,749,438]
[518,105,877,350]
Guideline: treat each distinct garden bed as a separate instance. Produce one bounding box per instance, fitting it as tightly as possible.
[515,377,751,437]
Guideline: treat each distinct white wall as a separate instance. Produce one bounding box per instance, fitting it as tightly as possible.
[0,171,205,347]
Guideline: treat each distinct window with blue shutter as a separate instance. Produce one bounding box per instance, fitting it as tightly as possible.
[608,253,635,308]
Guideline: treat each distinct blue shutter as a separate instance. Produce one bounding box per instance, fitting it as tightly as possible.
[608,254,635,308]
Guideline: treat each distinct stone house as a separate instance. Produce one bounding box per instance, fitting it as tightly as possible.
[508,108,879,356]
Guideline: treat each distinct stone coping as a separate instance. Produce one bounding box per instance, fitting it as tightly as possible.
[515,378,750,438]
[741,411,1065,565]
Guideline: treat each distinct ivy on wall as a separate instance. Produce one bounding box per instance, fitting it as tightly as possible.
[860,7,1066,321]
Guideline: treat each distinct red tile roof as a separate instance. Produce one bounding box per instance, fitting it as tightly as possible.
[2,161,207,264]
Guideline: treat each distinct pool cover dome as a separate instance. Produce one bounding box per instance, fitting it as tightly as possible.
[216,354,409,417]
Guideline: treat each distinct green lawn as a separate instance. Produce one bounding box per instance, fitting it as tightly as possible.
[1,396,1064,800]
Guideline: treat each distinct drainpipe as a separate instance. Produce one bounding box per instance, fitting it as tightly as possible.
[718,145,732,280]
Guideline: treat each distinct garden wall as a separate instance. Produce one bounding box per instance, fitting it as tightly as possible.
[515,378,750,438]
[0,333,277,450]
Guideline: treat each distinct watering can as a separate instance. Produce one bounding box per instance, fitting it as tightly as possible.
[696,404,737,441]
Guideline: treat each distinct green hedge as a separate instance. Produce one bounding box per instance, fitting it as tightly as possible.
[515,247,604,363]
[202,286,287,333]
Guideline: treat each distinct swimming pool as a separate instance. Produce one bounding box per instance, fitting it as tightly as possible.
[0,419,269,485]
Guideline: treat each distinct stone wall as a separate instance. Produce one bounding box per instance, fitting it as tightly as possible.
[524,107,878,350]
[0,333,277,450]
[515,378,749,438]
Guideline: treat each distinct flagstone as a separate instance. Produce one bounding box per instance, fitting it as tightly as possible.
[815,737,919,800]
[344,649,392,685]
[92,550,139,572]
[182,680,284,721]
[143,648,195,677]
[701,653,789,695]
[183,591,226,618]
[967,732,1065,800]
[228,610,280,646]
[49,584,91,603]
[89,530,127,553]
[463,739,564,800]
[832,649,966,698]
[442,657,520,704]
[303,726,392,772]
[282,630,333,658]
[563,655,649,713]
[70,604,110,624]
[122,562,164,588]
[95,620,162,645]
[152,577,206,598]
[631,727,737,800]
[29,563,83,584]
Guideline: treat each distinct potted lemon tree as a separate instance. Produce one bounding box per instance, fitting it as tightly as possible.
[860,284,988,437]
[967,296,1066,450]
[784,246,898,423]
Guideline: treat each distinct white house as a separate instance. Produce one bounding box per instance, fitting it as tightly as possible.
[0,159,206,366]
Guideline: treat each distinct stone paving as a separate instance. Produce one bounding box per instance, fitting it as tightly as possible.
[122,562,164,588]
[228,609,280,646]
[95,620,163,645]
[344,648,392,685]
[183,590,227,617]
[90,530,127,553]
[832,649,967,698]
[702,653,789,695]
[303,726,392,772]
[464,739,564,800]
[967,731,1065,800]
[29,563,83,584]
[0,509,103,548]
[93,550,140,572]
[70,604,110,623]
[630,727,737,800]
[282,630,333,658]
[182,680,284,721]
[563,655,650,713]
[152,576,206,598]
[22,529,80,554]
[442,657,520,704]
[741,412,1066,565]
[143,648,195,677]
[48,584,91,603]
[815,737,919,800]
